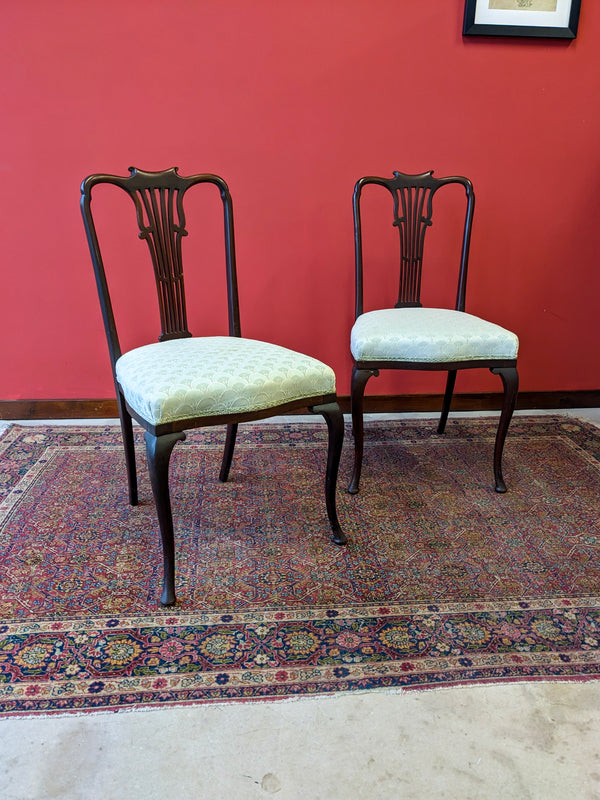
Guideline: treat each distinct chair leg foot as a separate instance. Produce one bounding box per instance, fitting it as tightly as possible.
[312,402,347,545]
[491,366,519,494]
[330,528,347,546]
[145,430,186,606]
[160,586,177,607]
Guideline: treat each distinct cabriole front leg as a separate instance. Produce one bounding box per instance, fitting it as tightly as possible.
[349,366,378,494]
[490,366,519,493]
[314,403,346,545]
[145,430,186,606]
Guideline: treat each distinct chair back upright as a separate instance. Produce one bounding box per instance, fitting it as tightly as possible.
[353,170,475,318]
[80,167,241,372]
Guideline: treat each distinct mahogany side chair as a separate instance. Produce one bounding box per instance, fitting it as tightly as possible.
[349,170,519,495]
[81,167,346,606]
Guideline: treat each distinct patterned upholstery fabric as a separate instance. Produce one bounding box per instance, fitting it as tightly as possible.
[351,308,519,363]
[116,336,336,425]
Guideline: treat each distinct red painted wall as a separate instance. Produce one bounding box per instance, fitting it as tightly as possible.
[1,1,599,400]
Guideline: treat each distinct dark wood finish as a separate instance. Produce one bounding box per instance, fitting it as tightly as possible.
[117,389,138,506]
[348,366,377,495]
[2,390,599,420]
[437,370,457,435]
[219,423,238,483]
[80,167,345,605]
[317,402,346,545]
[2,391,599,420]
[0,399,122,419]
[350,170,519,494]
[491,367,519,493]
[145,430,186,607]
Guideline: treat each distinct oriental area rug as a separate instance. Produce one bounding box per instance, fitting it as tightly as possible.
[0,416,599,716]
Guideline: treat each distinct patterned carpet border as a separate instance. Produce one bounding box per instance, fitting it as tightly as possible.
[1,416,599,715]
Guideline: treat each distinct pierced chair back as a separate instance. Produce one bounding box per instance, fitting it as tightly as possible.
[353,170,474,318]
[349,170,518,496]
[81,167,240,368]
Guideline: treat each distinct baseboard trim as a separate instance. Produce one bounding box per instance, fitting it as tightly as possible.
[1,391,599,420]
[0,399,119,420]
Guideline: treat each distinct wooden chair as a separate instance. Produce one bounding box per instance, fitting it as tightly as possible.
[80,167,346,606]
[349,170,519,495]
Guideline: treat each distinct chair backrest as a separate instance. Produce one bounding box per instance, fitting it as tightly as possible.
[353,170,474,319]
[80,167,240,370]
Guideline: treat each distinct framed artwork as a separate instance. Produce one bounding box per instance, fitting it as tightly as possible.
[463,0,581,38]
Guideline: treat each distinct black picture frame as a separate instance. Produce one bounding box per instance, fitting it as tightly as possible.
[463,0,581,39]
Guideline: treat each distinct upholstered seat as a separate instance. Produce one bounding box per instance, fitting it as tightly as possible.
[349,170,519,496]
[116,337,336,425]
[351,308,519,364]
[81,167,346,606]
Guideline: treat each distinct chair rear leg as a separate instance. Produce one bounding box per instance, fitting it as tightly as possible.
[312,402,347,545]
[438,370,457,435]
[349,366,377,494]
[219,423,238,483]
[145,430,186,606]
[117,390,138,506]
[490,366,519,493]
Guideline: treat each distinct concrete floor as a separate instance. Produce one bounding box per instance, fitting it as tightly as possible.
[1,409,599,799]
[2,682,600,800]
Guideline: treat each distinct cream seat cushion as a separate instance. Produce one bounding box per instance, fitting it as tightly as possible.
[116,336,336,426]
[351,308,519,363]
